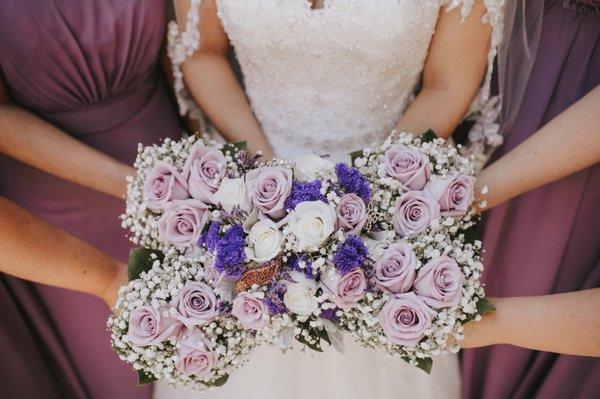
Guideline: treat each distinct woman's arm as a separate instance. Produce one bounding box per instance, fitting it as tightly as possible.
[0,196,127,307]
[175,0,274,157]
[0,72,135,199]
[396,1,491,138]
[477,86,600,210]
[460,289,600,357]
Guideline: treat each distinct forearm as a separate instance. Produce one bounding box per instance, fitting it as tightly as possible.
[462,290,600,356]
[0,104,135,198]
[397,0,490,140]
[0,196,123,304]
[477,86,600,210]
[396,87,475,139]
[182,54,273,157]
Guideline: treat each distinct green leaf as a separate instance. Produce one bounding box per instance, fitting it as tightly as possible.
[127,248,165,281]
[349,149,364,165]
[222,141,248,156]
[461,224,480,245]
[315,327,331,345]
[419,129,437,143]
[415,357,433,374]
[137,370,158,385]
[295,332,324,352]
[476,297,496,316]
[203,374,230,387]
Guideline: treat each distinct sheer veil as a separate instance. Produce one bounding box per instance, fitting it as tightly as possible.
[498,0,544,136]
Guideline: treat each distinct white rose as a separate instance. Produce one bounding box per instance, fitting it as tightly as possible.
[293,153,335,181]
[287,201,337,252]
[213,177,248,212]
[246,219,283,262]
[284,283,318,316]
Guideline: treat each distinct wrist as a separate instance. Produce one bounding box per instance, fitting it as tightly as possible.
[101,261,127,308]
[480,297,508,346]
[111,162,135,199]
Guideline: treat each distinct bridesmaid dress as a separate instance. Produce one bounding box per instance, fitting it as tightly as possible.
[462,1,600,398]
[0,1,182,398]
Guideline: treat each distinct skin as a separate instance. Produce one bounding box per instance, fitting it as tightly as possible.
[461,86,600,354]
[0,70,136,199]
[460,291,600,357]
[476,86,600,210]
[175,0,491,156]
[0,196,127,307]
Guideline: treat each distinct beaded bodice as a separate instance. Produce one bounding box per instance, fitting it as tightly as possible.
[169,0,505,164]
[217,0,440,160]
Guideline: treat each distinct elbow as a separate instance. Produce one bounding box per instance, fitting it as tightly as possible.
[422,72,481,102]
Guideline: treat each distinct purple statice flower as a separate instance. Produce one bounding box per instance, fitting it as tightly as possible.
[287,253,315,278]
[199,221,221,251]
[264,280,288,315]
[214,224,246,280]
[334,163,371,202]
[332,235,369,274]
[217,301,233,316]
[320,307,339,321]
[284,180,326,211]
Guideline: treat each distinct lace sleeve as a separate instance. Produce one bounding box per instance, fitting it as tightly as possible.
[167,0,204,123]
[442,0,507,170]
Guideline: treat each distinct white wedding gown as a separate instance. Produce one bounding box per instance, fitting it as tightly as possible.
[158,1,504,398]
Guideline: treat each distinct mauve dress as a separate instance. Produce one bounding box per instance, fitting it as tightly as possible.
[462,2,600,398]
[0,1,181,398]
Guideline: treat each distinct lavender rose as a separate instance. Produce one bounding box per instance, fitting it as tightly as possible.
[231,291,269,330]
[414,255,465,308]
[126,305,181,347]
[158,199,209,250]
[320,268,367,310]
[378,292,434,347]
[143,162,189,210]
[392,191,440,238]
[175,328,216,378]
[336,193,367,235]
[170,281,218,327]
[183,142,227,205]
[373,243,417,294]
[426,173,476,216]
[383,145,431,190]
[245,166,293,219]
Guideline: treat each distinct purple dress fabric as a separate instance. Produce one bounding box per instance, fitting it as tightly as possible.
[462,2,600,398]
[0,1,181,398]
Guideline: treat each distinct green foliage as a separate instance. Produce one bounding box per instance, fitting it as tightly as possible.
[476,297,496,316]
[203,374,230,387]
[137,370,158,385]
[349,149,364,165]
[419,129,437,143]
[127,248,165,282]
[222,141,248,156]
[416,357,433,374]
[295,319,331,352]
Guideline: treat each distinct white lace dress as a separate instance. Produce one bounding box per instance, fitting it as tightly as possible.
[157,1,504,398]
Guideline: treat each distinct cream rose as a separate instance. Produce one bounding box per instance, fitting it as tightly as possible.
[287,201,337,252]
[284,283,319,316]
[293,153,335,181]
[246,219,283,263]
[213,177,248,213]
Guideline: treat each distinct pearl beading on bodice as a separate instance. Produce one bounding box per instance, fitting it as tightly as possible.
[168,0,505,165]
[216,0,441,160]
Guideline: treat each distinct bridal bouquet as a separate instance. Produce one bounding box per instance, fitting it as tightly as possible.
[109,131,494,390]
